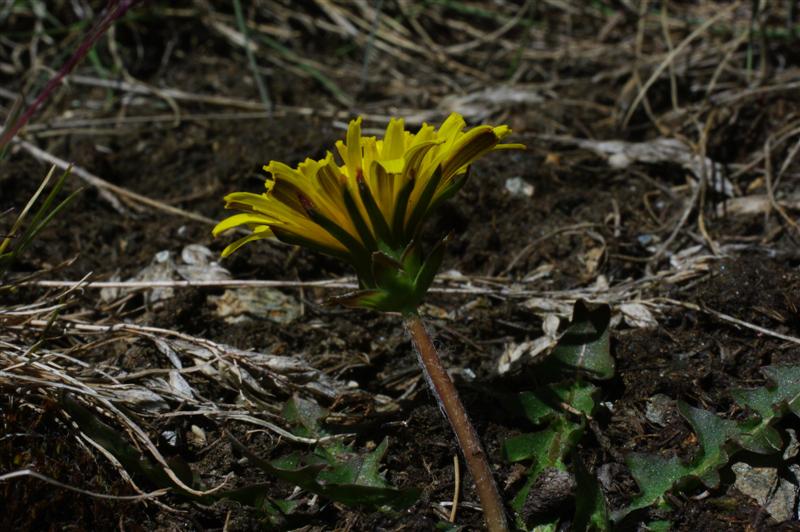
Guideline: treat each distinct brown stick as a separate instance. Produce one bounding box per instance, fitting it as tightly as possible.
[403,314,509,532]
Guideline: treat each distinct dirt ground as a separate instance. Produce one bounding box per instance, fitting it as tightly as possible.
[3,2,800,531]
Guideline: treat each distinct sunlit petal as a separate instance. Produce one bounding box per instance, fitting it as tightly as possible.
[214,111,524,299]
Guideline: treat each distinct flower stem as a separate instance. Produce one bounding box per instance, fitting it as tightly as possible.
[403,313,509,532]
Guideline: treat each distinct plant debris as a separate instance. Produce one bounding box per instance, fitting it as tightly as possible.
[3,1,800,530]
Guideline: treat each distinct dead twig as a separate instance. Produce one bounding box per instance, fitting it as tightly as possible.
[450,454,461,523]
[0,469,169,501]
[763,137,800,235]
[657,298,800,347]
[14,138,217,225]
[622,2,740,128]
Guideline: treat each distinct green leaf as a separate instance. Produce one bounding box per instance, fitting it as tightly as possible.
[229,396,420,511]
[371,250,404,281]
[318,437,390,488]
[679,402,738,487]
[400,240,422,274]
[505,424,574,464]
[573,453,610,532]
[614,402,738,521]
[283,395,328,439]
[218,484,301,526]
[549,300,614,379]
[504,381,598,525]
[616,453,692,520]
[614,367,800,521]
[730,365,800,453]
[1,166,81,276]
[16,185,83,258]
[517,382,597,425]
[507,418,583,514]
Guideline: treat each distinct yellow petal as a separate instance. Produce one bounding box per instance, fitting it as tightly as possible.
[220,226,274,257]
[213,212,275,237]
[377,157,405,174]
[493,142,527,150]
[316,158,345,198]
[370,159,394,221]
[346,116,363,175]
[410,124,435,150]
[437,113,466,144]
[298,157,323,180]
[442,126,498,178]
[266,161,311,192]
[224,191,272,213]
[404,139,444,174]
[492,125,512,139]
[335,139,349,174]
[382,118,405,160]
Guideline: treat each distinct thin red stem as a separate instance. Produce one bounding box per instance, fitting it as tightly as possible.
[0,1,144,149]
[404,314,509,532]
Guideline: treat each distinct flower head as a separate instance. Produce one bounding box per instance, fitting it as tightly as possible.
[214,112,523,313]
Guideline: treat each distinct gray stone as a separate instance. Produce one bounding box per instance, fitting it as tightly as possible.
[645,394,674,427]
[732,462,798,522]
[504,176,534,197]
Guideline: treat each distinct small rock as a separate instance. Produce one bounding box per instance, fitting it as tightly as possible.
[620,302,658,329]
[132,250,178,303]
[161,430,178,447]
[522,468,575,520]
[504,176,534,197]
[209,287,301,324]
[497,336,557,374]
[597,462,626,491]
[645,394,675,427]
[637,234,654,246]
[543,314,560,337]
[732,462,798,522]
[187,424,207,449]
[177,244,230,282]
[784,428,799,460]
[101,245,231,304]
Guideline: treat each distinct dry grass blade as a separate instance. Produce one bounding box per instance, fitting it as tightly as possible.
[622,2,741,127]
[15,139,216,224]
[0,469,169,501]
[657,297,800,347]
[4,1,800,528]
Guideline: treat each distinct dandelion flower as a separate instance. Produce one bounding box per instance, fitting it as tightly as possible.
[214,112,523,313]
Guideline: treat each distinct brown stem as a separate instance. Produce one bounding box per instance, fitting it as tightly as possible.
[403,314,509,532]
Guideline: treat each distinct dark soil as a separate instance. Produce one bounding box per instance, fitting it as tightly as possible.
[3,2,800,531]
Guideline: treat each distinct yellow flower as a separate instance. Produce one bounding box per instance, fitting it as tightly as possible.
[214,112,523,312]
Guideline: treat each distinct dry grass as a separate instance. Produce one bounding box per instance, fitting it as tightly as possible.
[2,1,800,528]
